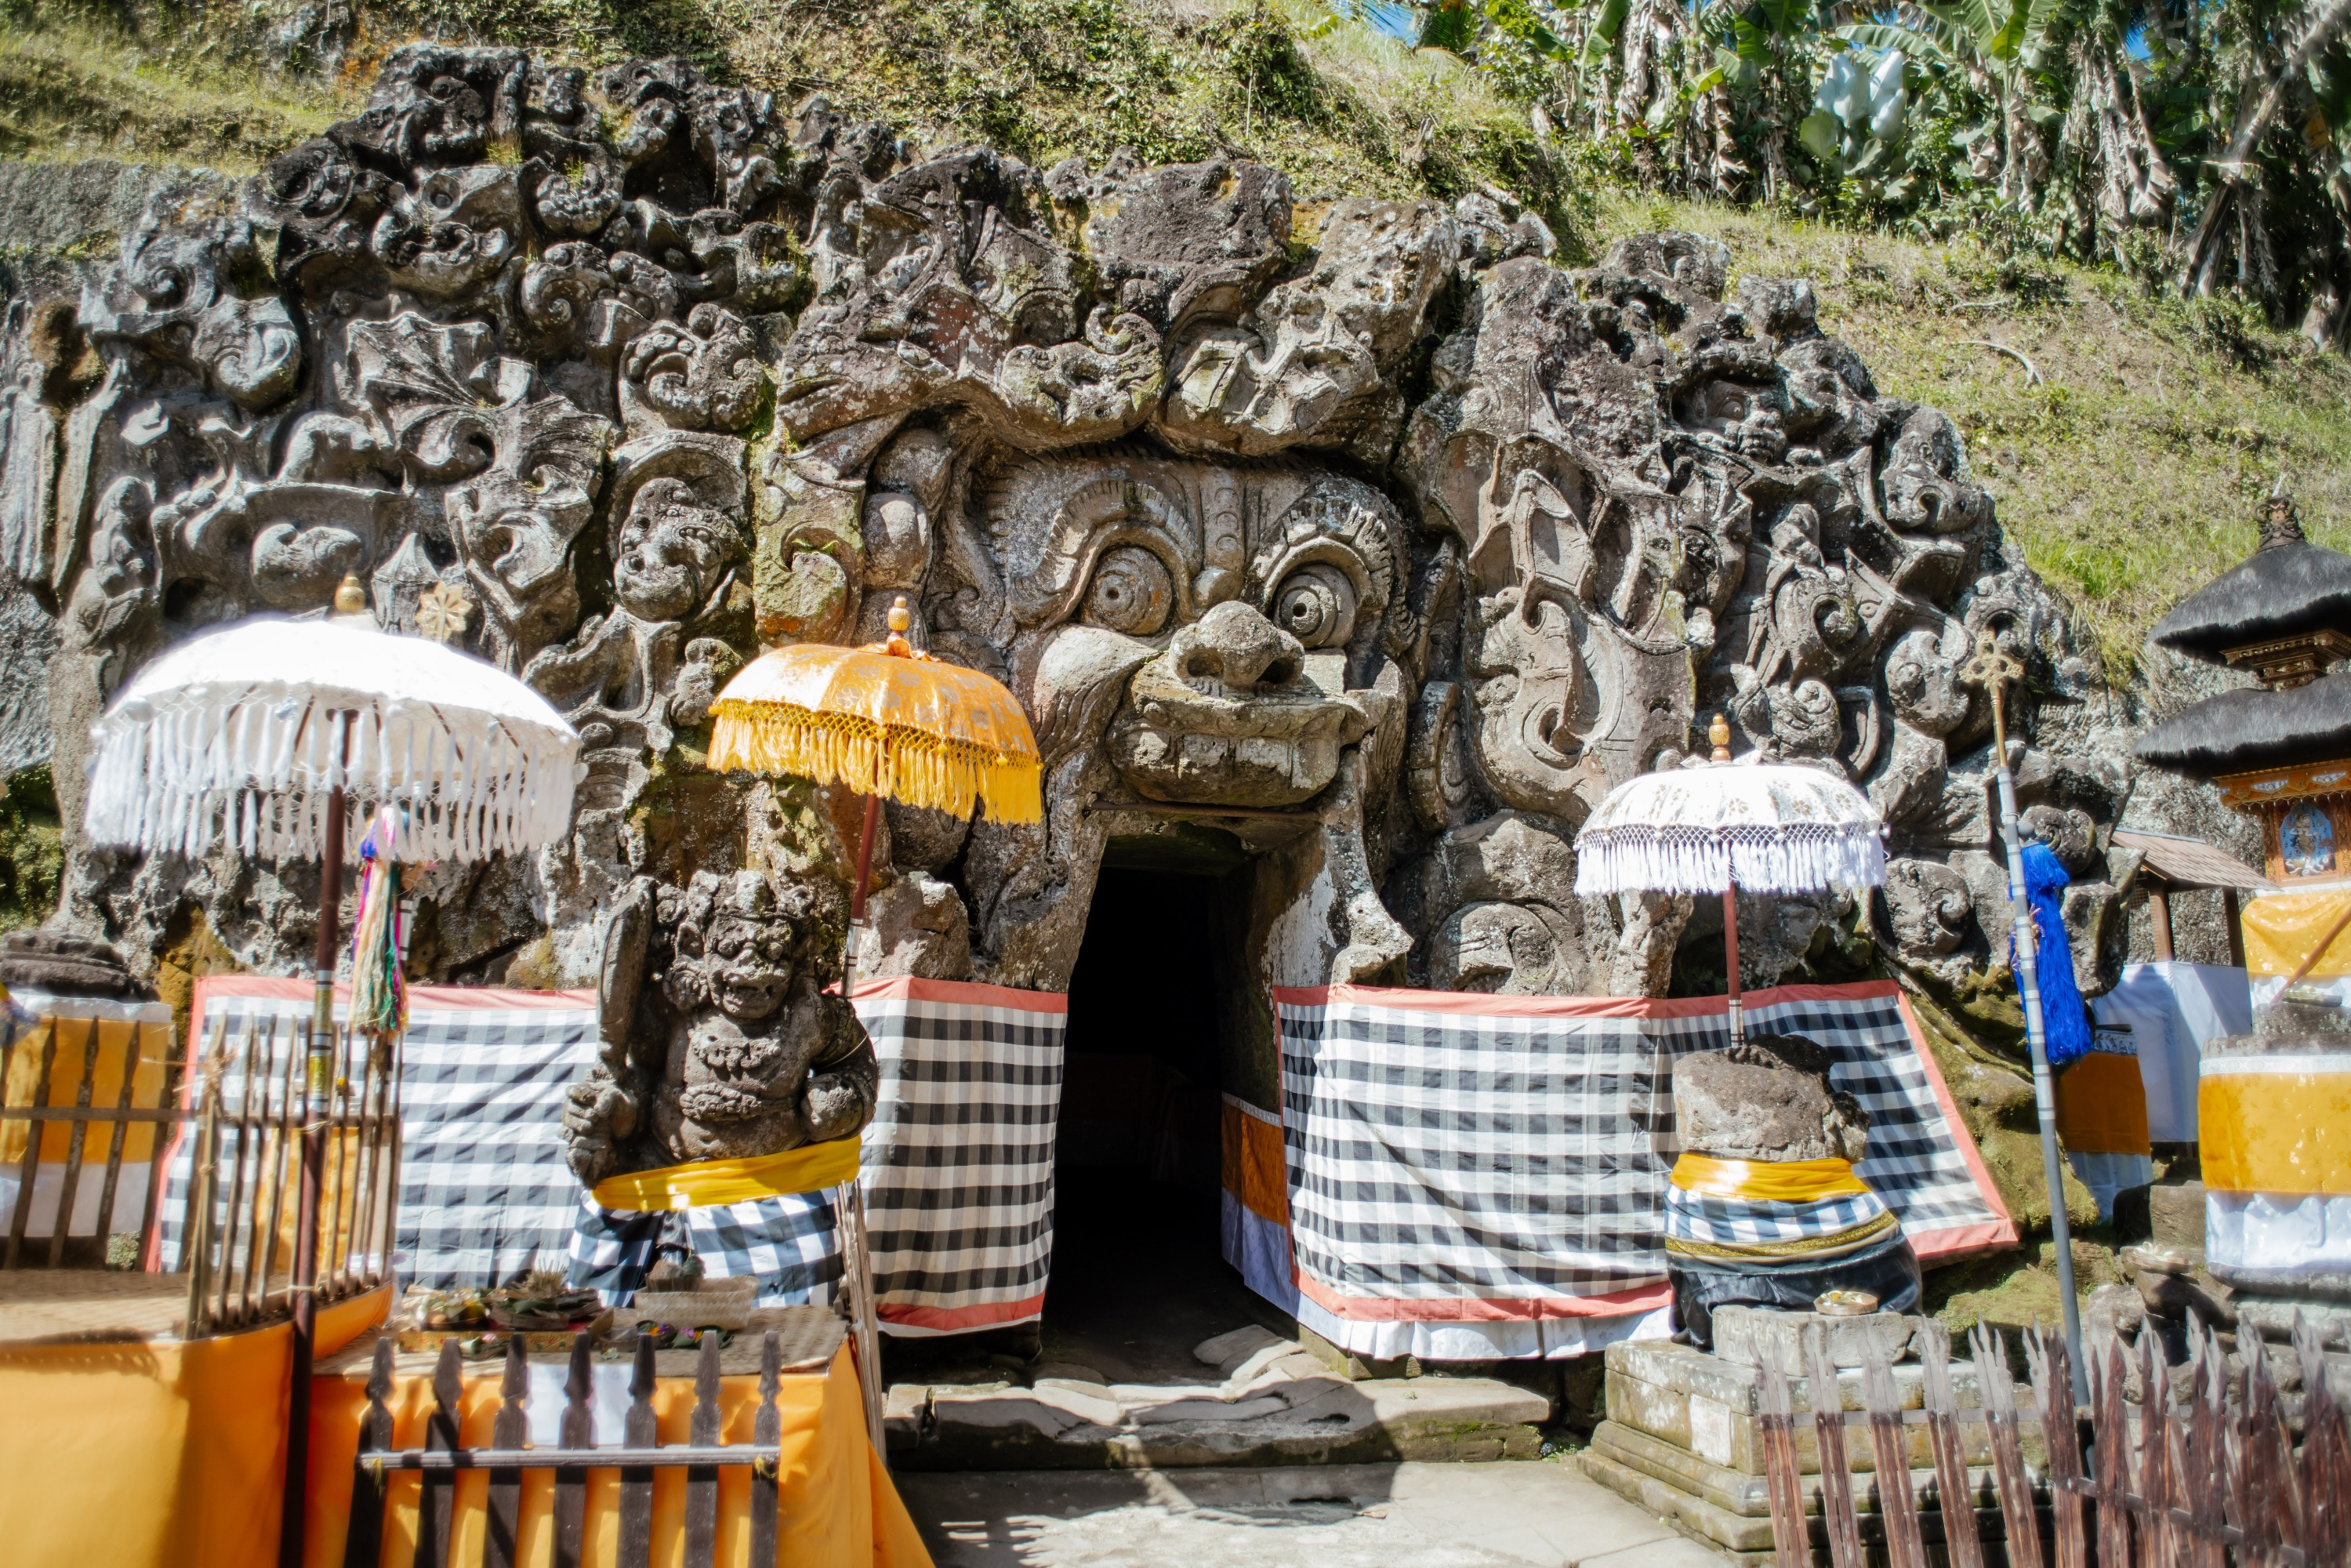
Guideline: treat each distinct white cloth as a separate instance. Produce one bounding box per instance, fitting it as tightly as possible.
[2208,1191,2351,1273]
[2066,1150,2154,1222]
[2092,962,2251,1141]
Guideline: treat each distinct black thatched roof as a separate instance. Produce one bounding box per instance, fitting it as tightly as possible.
[2134,670,2351,775]
[2150,499,2351,663]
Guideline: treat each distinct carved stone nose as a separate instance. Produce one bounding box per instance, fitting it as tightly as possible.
[1168,601,1305,691]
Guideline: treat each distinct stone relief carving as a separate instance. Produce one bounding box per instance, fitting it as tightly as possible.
[12,45,2144,1109]
[565,867,876,1185]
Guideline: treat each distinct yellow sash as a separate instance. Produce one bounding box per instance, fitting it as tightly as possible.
[591,1137,862,1211]
[1670,1153,1870,1204]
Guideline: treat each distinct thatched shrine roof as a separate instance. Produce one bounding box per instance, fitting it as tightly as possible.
[2149,498,2351,664]
[2134,670,2351,777]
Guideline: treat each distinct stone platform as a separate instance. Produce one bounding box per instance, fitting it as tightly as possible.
[885,1323,1552,1470]
[1576,1339,2047,1563]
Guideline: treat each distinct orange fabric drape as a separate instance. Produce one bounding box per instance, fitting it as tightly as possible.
[1221,1099,1289,1226]
[0,1283,389,1568]
[2055,1049,2153,1157]
[303,1342,931,1568]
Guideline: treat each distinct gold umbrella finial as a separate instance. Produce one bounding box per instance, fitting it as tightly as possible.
[1709,713,1732,761]
[333,574,368,618]
[885,593,913,657]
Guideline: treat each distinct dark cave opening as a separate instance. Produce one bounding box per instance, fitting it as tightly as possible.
[1041,840,1289,1381]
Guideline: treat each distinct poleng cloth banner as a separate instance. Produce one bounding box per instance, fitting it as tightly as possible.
[166,975,1070,1327]
[851,976,1065,1336]
[161,978,599,1289]
[1239,979,2013,1360]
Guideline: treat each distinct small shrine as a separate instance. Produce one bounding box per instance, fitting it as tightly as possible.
[2134,485,2351,1332]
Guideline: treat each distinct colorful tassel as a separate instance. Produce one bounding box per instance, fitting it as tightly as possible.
[349,806,408,1038]
[2015,838,2092,1069]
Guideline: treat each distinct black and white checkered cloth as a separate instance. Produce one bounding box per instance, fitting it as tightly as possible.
[567,1190,841,1307]
[167,978,1072,1321]
[1663,1187,1896,1260]
[163,981,598,1290]
[1275,982,2012,1312]
[851,978,1066,1335]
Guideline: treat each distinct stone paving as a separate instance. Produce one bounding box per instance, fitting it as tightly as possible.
[898,1460,1736,1567]
[889,1324,1555,1469]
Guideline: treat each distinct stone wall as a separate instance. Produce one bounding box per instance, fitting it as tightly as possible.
[0,49,2168,1193]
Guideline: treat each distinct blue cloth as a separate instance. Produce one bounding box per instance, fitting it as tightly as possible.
[2015,839,2092,1069]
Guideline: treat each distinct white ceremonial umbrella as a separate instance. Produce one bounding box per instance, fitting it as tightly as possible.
[79,574,578,1562]
[1575,715,1885,1046]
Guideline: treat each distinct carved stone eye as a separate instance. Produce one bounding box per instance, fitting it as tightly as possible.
[1271,563,1358,648]
[1081,545,1172,636]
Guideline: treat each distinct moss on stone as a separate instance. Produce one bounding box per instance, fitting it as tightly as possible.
[0,764,61,936]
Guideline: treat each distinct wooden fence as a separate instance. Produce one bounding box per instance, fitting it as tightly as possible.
[0,997,180,1269]
[1758,1316,2351,1567]
[179,1013,402,1334]
[346,1331,798,1568]
[2,998,402,1341]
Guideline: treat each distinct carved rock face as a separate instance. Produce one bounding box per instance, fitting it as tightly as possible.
[978,455,1405,811]
[615,477,745,621]
[1108,603,1372,804]
[26,44,2135,1085]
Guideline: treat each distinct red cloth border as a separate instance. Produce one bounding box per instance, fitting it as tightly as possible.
[1887,989,2019,1258]
[847,975,1068,1014]
[877,1293,1047,1333]
[1269,976,1911,1018]
[1293,1271,1673,1322]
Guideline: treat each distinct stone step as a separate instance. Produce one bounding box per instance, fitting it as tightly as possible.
[1577,1447,2046,1563]
[1590,1419,2023,1521]
[887,1374,1552,1470]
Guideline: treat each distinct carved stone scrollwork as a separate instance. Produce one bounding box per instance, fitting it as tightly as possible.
[27,45,2141,1145]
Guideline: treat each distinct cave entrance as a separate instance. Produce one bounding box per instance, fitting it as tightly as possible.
[1041,832,1290,1381]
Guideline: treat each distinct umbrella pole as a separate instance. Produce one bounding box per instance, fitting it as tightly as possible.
[844,793,881,983]
[281,734,348,1568]
[1966,631,2087,1403]
[1722,884,1743,1048]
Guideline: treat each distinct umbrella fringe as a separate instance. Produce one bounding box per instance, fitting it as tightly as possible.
[709,700,1043,824]
[82,688,575,864]
[1573,822,1887,897]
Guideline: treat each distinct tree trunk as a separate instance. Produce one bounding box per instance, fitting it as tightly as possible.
[2177,0,2351,294]
[1613,0,1655,132]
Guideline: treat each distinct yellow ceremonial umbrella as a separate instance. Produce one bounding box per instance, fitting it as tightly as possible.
[706,595,1037,1460]
[709,595,1042,927]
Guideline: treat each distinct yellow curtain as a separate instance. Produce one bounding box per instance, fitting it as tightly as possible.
[1220,1100,1289,1226]
[301,1342,932,1568]
[2055,1050,2151,1157]
[0,1282,389,1568]
[2240,887,2351,982]
[590,1138,862,1212]
[1,1007,171,1163]
[1668,1155,1873,1203]
[2203,1058,2351,1196]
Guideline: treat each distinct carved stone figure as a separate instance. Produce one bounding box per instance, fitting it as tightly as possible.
[8,45,2140,1127]
[1668,1033,1923,1346]
[564,869,877,1185]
